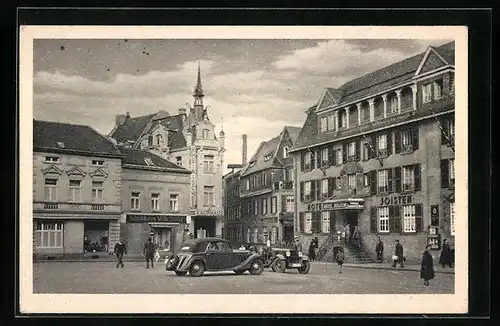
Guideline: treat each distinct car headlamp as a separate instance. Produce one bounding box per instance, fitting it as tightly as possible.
[298,252,303,257]
[286,251,291,257]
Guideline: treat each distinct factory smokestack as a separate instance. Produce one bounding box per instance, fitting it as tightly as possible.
[242,134,248,165]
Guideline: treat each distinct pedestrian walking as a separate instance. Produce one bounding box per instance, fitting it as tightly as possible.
[344,224,351,245]
[313,236,319,258]
[294,236,303,253]
[439,239,454,268]
[114,239,126,268]
[420,244,435,286]
[352,226,361,247]
[336,247,345,273]
[308,240,316,262]
[392,240,405,268]
[375,236,384,263]
[143,237,156,269]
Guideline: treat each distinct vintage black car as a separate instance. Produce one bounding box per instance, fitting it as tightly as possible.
[165,237,265,277]
[263,247,311,274]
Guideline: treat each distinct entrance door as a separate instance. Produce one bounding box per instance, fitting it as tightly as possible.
[345,211,358,235]
[283,226,294,243]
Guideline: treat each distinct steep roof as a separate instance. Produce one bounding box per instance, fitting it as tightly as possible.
[33,120,122,156]
[110,113,156,144]
[319,41,455,108]
[286,126,302,143]
[119,146,191,173]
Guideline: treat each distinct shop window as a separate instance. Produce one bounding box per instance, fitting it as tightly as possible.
[169,194,179,211]
[151,193,160,211]
[378,207,389,233]
[321,211,330,233]
[83,221,109,252]
[69,180,82,202]
[403,205,416,233]
[44,178,58,201]
[131,192,140,210]
[91,181,104,203]
[35,222,63,248]
[304,212,312,233]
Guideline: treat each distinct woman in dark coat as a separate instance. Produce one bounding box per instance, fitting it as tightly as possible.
[308,240,316,262]
[420,244,435,286]
[439,239,453,268]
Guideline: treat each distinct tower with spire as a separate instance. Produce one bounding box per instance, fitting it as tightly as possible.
[192,61,207,122]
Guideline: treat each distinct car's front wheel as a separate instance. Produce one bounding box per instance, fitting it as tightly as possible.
[174,271,187,276]
[189,261,205,277]
[249,259,264,275]
[298,261,311,274]
[272,258,286,273]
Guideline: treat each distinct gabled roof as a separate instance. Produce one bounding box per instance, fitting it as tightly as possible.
[119,146,191,174]
[110,113,156,144]
[240,126,301,177]
[34,120,122,156]
[315,41,455,109]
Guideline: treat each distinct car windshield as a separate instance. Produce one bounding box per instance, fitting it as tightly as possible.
[179,242,196,253]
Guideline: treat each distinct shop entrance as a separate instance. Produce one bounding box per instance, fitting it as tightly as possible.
[84,221,109,252]
[152,227,172,250]
[345,211,359,235]
[193,217,216,238]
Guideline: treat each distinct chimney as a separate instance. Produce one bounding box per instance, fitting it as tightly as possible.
[242,134,248,165]
[115,114,127,127]
[178,108,187,115]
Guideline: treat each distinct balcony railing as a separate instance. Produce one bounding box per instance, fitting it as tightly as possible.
[34,201,121,213]
[43,203,58,209]
[91,204,105,210]
[272,181,294,190]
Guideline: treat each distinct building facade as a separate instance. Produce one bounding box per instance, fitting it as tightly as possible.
[33,120,123,259]
[109,64,225,238]
[290,42,456,263]
[119,147,192,254]
[223,168,242,247]
[238,126,301,246]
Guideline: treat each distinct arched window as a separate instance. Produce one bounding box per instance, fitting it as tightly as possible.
[155,134,163,145]
[283,146,289,158]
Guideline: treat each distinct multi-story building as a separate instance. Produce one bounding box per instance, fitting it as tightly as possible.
[223,167,242,247]
[33,120,123,259]
[119,147,192,254]
[289,42,455,263]
[109,64,225,238]
[239,126,301,246]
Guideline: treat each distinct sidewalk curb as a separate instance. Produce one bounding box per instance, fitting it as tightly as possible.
[312,261,454,275]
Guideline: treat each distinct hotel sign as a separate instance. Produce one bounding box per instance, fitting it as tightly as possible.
[126,214,186,224]
[379,195,413,206]
[309,201,364,211]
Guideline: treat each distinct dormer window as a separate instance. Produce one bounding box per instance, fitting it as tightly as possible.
[45,156,59,163]
[283,146,289,158]
[144,158,155,166]
[155,134,163,145]
[203,129,210,139]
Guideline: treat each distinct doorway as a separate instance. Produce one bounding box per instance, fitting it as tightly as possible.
[83,221,109,252]
[283,225,294,244]
[152,228,172,250]
[345,211,358,235]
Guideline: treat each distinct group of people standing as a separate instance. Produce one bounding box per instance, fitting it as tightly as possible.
[374,236,454,286]
[343,224,362,247]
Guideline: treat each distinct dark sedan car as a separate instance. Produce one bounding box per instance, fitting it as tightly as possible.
[165,237,264,277]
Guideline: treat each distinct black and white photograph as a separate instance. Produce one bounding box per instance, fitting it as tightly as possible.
[19,25,468,314]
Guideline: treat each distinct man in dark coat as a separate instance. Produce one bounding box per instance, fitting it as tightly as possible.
[294,236,303,253]
[308,240,316,262]
[143,237,156,269]
[392,240,404,268]
[114,239,127,268]
[375,236,384,263]
[439,239,453,268]
[420,244,435,286]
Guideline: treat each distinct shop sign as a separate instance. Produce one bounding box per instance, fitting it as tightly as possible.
[126,214,186,224]
[322,201,364,210]
[379,195,413,206]
[431,205,439,218]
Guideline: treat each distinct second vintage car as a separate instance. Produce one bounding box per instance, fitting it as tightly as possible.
[263,247,311,274]
[165,237,265,277]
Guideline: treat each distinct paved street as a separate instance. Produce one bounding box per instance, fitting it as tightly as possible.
[33,261,454,294]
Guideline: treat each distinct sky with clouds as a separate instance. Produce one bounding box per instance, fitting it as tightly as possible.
[33,38,450,173]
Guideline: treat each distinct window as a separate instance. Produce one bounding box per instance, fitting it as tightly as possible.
[155,134,163,145]
[322,179,329,196]
[449,120,455,142]
[304,212,312,233]
[321,148,329,165]
[403,205,416,233]
[348,142,356,158]
[271,226,278,244]
[69,180,82,202]
[44,179,58,201]
[204,155,215,173]
[390,95,398,113]
[304,181,312,201]
[423,82,433,103]
[169,194,179,211]
[348,174,356,189]
[377,134,387,151]
[246,179,250,191]
[401,129,412,150]
[320,116,328,133]
[378,207,389,232]
[262,198,267,215]
[403,166,415,191]
[35,222,63,248]
[176,156,182,167]
[328,115,335,131]
[203,129,210,139]
[262,172,267,186]
[364,174,369,187]
[91,181,104,203]
[254,200,259,215]
[286,195,294,212]
[450,159,455,187]
[204,186,215,206]
[151,193,160,211]
[434,79,443,100]
[377,169,389,193]
[283,146,289,158]
[45,156,59,162]
[131,192,140,210]
[321,211,330,233]
[336,177,342,189]
[304,152,312,169]
[246,228,250,243]
[450,201,455,235]
[92,159,104,166]
[339,110,347,128]
[336,149,342,165]
[271,196,277,213]
[252,228,258,243]
[363,143,370,161]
